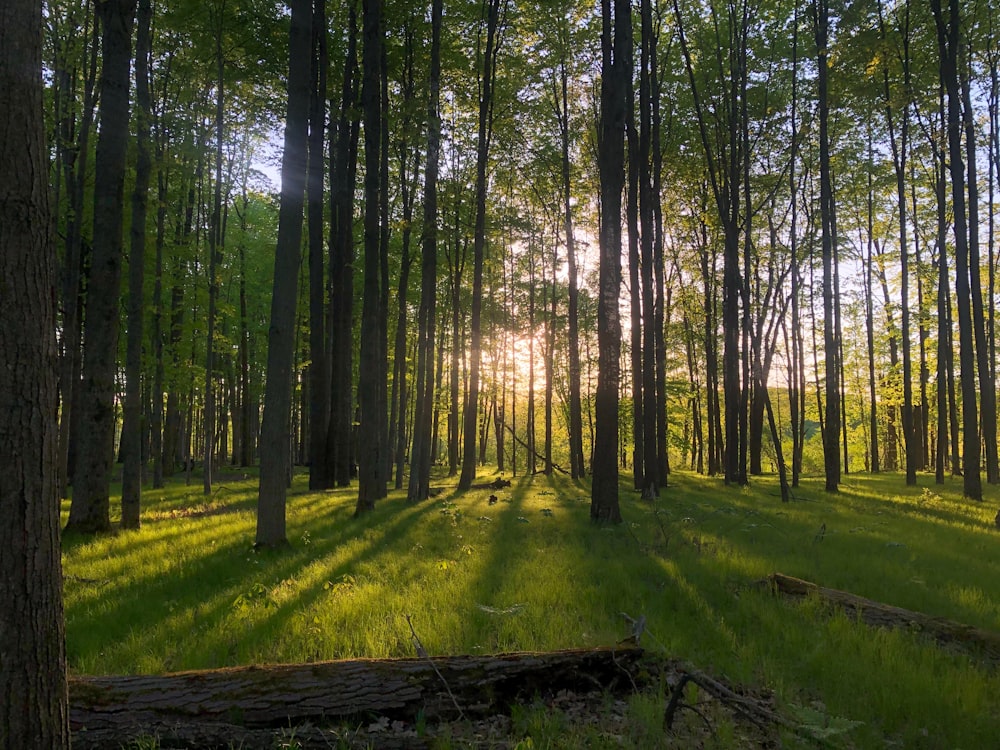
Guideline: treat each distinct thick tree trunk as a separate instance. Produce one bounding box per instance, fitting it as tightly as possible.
[356,0,385,514]
[0,1,71,745]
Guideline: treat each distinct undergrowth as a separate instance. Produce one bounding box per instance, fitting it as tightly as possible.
[62,469,1000,748]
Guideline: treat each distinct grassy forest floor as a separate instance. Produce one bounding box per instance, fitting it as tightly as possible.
[62,468,1000,748]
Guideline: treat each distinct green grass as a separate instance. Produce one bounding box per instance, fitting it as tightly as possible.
[62,468,1000,748]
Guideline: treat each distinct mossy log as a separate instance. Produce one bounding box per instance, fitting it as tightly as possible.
[766,572,1000,666]
[69,646,643,749]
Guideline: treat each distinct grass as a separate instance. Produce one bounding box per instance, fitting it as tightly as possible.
[62,468,1000,748]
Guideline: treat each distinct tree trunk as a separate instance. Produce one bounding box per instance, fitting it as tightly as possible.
[931,0,982,500]
[0,0,71,743]
[327,5,360,489]
[591,0,630,524]
[558,57,585,480]
[356,0,385,514]
[121,0,153,529]
[257,0,312,546]
[815,0,840,493]
[69,648,644,749]
[765,573,1000,666]
[459,0,504,491]
[68,0,138,534]
[307,0,330,490]
[55,6,98,501]
[390,23,418,491]
[407,0,442,503]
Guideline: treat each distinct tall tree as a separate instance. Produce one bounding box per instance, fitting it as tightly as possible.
[307,0,329,490]
[67,0,138,533]
[53,1,99,501]
[552,25,586,479]
[814,0,840,492]
[121,0,154,529]
[931,0,982,500]
[408,0,443,502]
[459,0,506,491]
[327,4,360,488]
[257,0,313,546]
[879,0,917,486]
[591,0,630,523]
[356,0,386,514]
[0,0,70,744]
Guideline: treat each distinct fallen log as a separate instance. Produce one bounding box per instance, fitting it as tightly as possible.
[70,646,643,748]
[765,572,1000,667]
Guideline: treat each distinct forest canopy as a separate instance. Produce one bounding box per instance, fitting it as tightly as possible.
[40,0,1000,539]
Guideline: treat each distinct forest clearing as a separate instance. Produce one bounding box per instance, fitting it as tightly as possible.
[62,470,1000,748]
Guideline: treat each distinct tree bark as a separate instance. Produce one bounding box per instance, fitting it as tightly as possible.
[257,0,312,546]
[327,4,360,488]
[68,0,138,533]
[69,648,644,748]
[591,0,630,523]
[459,0,505,491]
[408,0,443,503]
[356,0,385,514]
[814,0,840,493]
[931,0,982,500]
[0,0,71,743]
[121,0,154,529]
[307,0,330,490]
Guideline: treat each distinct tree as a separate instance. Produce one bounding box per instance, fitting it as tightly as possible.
[591,0,630,524]
[931,0,981,500]
[814,0,841,492]
[408,0,443,502]
[257,0,313,546]
[0,0,70,744]
[356,0,386,514]
[67,0,138,533]
[459,0,507,491]
[121,0,154,529]
[307,0,329,490]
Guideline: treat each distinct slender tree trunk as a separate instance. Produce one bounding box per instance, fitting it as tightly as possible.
[391,25,418,491]
[307,0,329,490]
[56,6,98,500]
[68,0,138,534]
[557,59,585,479]
[407,0,441,500]
[257,0,312,546]
[459,0,505,491]
[814,0,840,492]
[121,0,154,529]
[203,1,228,497]
[932,0,982,500]
[591,0,630,524]
[961,46,999,484]
[327,5,359,488]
